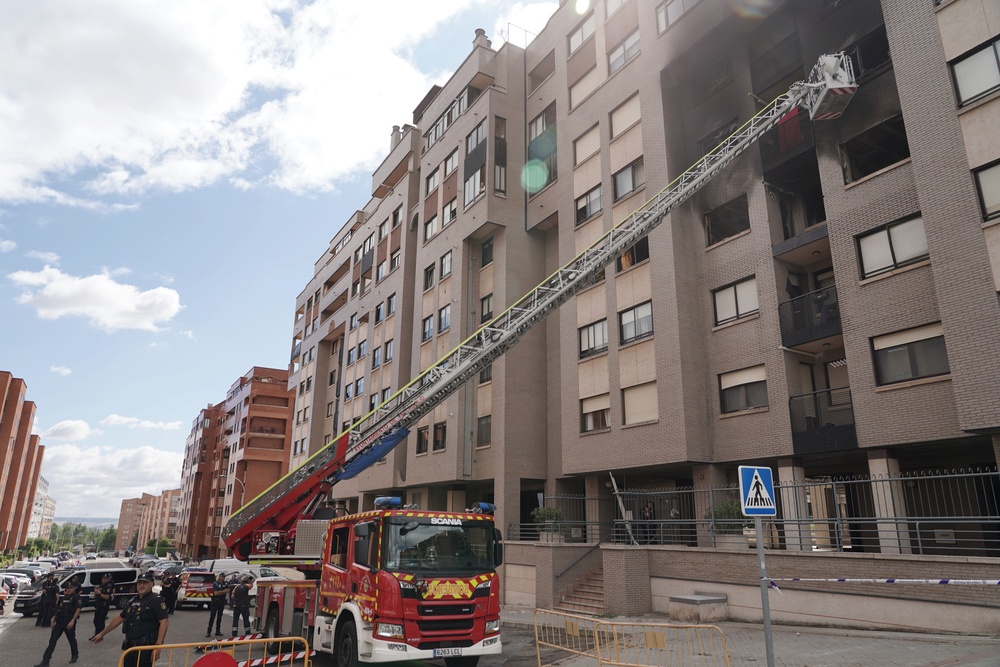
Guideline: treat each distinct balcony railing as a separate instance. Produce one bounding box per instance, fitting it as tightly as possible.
[789,386,857,454]
[778,285,841,347]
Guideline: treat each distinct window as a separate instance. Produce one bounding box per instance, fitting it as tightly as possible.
[433,422,447,451]
[975,162,1000,220]
[476,415,492,447]
[713,276,759,325]
[575,126,600,165]
[479,364,492,383]
[381,388,391,403]
[374,302,384,324]
[568,14,594,55]
[527,105,557,192]
[444,149,458,175]
[378,219,388,240]
[349,312,358,330]
[623,382,658,425]
[423,265,435,291]
[325,401,335,418]
[352,280,360,296]
[720,365,768,413]
[357,340,367,357]
[619,301,653,344]
[390,250,401,270]
[438,305,451,332]
[424,215,437,242]
[387,293,396,315]
[581,394,610,432]
[392,206,402,228]
[616,237,649,271]
[355,378,364,396]
[480,293,493,323]
[372,346,381,368]
[656,0,702,32]
[422,315,434,341]
[579,319,608,358]
[857,216,928,278]
[692,55,733,102]
[384,339,394,361]
[953,38,1000,106]
[426,168,440,195]
[328,370,336,386]
[841,115,910,183]
[345,384,353,400]
[698,118,740,157]
[608,30,640,74]
[369,394,378,412]
[481,237,494,266]
[443,199,457,226]
[576,186,602,225]
[495,163,506,195]
[872,323,950,386]
[347,348,357,365]
[440,250,452,278]
[416,426,429,454]
[464,166,486,205]
[706,194,750,246]
[613,158,645,201]
[376,261,387,282]
[846,25,891,83]
[466,120,486,154]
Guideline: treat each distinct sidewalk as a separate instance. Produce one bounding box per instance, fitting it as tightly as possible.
[500,607,1000,667]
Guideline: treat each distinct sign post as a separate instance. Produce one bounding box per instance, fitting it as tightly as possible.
[739,465,776,667]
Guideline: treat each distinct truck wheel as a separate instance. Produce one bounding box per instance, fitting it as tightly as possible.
[336,621,359,667]
[265,608,280,656]
[445,657,480,667]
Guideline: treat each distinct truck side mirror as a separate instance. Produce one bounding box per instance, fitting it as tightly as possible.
[493,528,504,566]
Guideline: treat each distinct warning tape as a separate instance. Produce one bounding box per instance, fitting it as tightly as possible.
[764,577,1000,591]
[237,649,316,666]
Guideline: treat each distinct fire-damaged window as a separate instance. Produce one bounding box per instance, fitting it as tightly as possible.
[840,115,910,184]
[705,195,750,246]
[844,25,892,84]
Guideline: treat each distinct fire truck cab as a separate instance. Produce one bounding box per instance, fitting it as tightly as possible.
[256,497,504,667]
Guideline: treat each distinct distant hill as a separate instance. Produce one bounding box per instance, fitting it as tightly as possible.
[54,517,117,528]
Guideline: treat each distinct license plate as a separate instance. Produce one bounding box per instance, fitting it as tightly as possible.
[433,648,462,657]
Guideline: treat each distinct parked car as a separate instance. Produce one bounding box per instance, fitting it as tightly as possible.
[85,552,97,560]
[0,568,44,584]
[149,561,183,578]
[175,571,215,610]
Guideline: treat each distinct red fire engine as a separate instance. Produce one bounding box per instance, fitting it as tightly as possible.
[254,497,503,667]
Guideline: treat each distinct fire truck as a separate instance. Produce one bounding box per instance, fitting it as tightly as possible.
[223,52,857,666]
[254,497,502,667]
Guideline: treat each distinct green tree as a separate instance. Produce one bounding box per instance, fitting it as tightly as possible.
[98,527,117,551]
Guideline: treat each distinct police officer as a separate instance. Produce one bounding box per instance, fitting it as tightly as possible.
[160,570,180,615]
[91,572,168,667]
[206,572,228,637]
[91,572,114,638]
[230,575,253,637]
[34,578,82,666]
[37,573,59,627]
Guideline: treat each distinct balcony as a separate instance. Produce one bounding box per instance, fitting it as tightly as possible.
[778,285,841,348]
[760,108,814,173]
[789,387,857,455]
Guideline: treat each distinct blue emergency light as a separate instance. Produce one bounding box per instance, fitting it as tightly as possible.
[469,502,496,515]
[374,496,404,509]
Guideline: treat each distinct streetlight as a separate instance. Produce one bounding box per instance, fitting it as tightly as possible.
[221,474,246,507]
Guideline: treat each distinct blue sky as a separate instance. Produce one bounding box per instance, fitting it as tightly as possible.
[0,0,559,518]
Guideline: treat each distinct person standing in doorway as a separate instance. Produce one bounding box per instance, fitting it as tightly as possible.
[91,572,114,638]
[34,578,82,666]
[206,573,228,637]
[91,572,168,667]
[230,575,253,637]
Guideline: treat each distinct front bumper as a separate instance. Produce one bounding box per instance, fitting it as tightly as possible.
[365,629,502,663]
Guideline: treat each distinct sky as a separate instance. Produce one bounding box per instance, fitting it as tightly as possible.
[0,0,560,520]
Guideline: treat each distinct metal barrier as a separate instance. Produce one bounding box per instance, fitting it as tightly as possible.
[533,609,731,667]
[117,635,313,667]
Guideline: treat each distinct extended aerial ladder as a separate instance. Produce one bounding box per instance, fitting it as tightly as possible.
[223,54,857,559]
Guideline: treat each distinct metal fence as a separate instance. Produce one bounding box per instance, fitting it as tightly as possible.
[511,468,1000,556]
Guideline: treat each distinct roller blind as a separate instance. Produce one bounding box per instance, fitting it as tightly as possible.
[623,382,658,424]
[581,393,611,412]
[872,323,943,350]
[720,365,766,389]
[611,95,641,138]
[575,126,600,164]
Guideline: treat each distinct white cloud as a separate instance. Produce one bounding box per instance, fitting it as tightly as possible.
[492,2,559,47]
[0,0,562,207]
[100,414,183,431]
[41,419,103,441]
[0,239,15,252]
[26,250,60,263]
[7,265,182,332]
[41,444,183,517]
[50,365,72,376]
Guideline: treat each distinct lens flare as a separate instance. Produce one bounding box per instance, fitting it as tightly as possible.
[521,160,549,194]
[575,0,591,16]
[727,0,779,19]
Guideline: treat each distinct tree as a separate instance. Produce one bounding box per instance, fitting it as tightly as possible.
[98,527,117,551]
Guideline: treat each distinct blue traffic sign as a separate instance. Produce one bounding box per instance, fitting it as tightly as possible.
[738,465,776,517]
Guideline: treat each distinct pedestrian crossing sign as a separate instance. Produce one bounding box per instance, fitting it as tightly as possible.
[738,465,776,517]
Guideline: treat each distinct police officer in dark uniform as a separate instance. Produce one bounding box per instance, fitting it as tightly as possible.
[230,575,253,637]
[37,573,59,627]
[34,578,82,666]
[206,572,228,637]
[160,570,180,615]
[91,572,114,638]
[91,572,168,667]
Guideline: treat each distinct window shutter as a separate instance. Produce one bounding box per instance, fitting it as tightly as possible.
[735,277,759,315]
[889,217,928,263]
[859,231,893,275]
[872,323,943,350]
[623,382,658,424]
[575,126,601,164]
[581,393,611,412]
[720,365,766,389]
[953,46,1000,104]
[611,95,641,138]
[714,287,737,323]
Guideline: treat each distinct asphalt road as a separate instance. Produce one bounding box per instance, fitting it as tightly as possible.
[0,560,555,667]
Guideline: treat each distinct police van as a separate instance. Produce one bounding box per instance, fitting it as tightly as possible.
[14,568,139,615]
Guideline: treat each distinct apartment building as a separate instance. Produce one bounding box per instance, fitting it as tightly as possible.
[114,495,149,552]
[135,488,181,552]
[0,371,45,551]
[176,402,225,560]
[284,0,1000,629]
[27,476,56,540]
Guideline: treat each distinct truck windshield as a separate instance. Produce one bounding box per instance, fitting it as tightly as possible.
[383,517,496,574]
